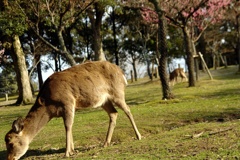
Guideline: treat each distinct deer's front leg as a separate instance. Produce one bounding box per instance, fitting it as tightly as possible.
[63,107,75,157]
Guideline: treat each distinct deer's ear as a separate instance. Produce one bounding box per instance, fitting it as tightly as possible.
[12,117,24,133]
[38,97,45,106]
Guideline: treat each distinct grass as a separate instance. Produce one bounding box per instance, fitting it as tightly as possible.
[0,65,240,159]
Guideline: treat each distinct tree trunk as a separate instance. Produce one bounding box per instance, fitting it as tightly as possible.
[130,70,134,83]
[53,53,61,72]
[11,35,33,105]
[238,37,240,72]
[182,27,195,87]
[111,8,119,65]
[146,59,152,80]
[158,18,174,99]
[150,0,173,99]
[93,30,105,61]
[132,61,138,81]
[88,3,106,61]
[238,44,240,72]
[57,30,76,66]
[237,14,240,72]
[142,41,151,80]
[35,55,43,89]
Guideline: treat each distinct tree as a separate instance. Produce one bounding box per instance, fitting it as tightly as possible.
[121,6,157,79]
[148,0,174,99]
[21,32,52,89]
[132,11,157,80]
[235,2,240,72]
[159,0,231,86]
[17,0,95,66]
[0,1,34,105]
[167,26,185,58]
[104,4,130,65]
[203,24,230,69]
[0,68,17,100]
[103,7,138,70]
[110,6,120,65]
[121,38,142,81]
[12,35,34,104]
[0,44,17,97]
[120,0,173,99]
[87,3,105,61]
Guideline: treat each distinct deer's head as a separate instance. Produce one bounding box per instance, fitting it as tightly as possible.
[5,117,29,160]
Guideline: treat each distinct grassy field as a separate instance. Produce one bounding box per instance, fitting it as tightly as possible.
[0,66,240,159]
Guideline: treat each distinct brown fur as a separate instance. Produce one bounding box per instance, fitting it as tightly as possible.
[169,68,188,86]
[5,61,141,160]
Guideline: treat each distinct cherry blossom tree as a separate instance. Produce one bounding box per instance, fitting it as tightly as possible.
[140,0,231,86]
[161,0,232,86]
[121,0,174,99]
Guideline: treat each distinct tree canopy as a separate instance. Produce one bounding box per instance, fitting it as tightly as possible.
[0,0,239,102]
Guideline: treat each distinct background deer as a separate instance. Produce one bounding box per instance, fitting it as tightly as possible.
[5,61,141,160]
[169,68,188,86]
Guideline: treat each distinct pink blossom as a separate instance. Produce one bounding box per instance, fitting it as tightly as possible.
[140,0,232,30]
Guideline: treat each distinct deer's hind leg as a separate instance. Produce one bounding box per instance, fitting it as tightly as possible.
[102,101,118,147]
[113,97,141,141]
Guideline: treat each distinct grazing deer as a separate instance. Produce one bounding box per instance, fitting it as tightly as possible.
[169,68,188,86]
[5,61,141,160]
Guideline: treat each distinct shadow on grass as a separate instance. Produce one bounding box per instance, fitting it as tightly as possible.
[22,148,66,159]
[1,144,100,159]
[182,107,240,124]
[208,107,240,122]
[0,150,7,159]
[143,107,240,134]
[0,148,67,159]
[213,72,240,80]
[21,145,99,159]
[200,87,240,99]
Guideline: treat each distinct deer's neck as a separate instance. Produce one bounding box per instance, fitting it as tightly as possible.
[23,105,52,142]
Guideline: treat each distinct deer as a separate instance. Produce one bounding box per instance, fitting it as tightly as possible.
[5,61,141,160]
[169,68,188,86]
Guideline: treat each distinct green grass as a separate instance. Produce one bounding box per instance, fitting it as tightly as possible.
[0,65,240,159]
